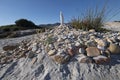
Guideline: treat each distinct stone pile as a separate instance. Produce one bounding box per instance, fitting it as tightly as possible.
[1,25,120,65]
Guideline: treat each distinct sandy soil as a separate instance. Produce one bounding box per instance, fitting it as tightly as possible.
[103,22,120,31]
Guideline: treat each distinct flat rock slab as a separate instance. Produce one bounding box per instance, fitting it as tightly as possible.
[86,47,101,57]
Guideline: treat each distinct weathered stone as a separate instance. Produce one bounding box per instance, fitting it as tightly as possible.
[32,46,38,52]
[95,39,108,47]
[86,47,101,57]
[75,42,80,47]
[0,56,13,64]
[79,48,85,54]
[4,52,12,56]
[90,35,96,40]
[3,45,18,51]
[93,55,110,64]
[108,43,120,54]
[57,37,63,42]
[53,55,70,64]
[31,57,37,64]
[104,49,111,57]
[0,58,6,64]
[48,49,56,56]
[76,54,86,62]
[14,50,28,58]
[48,44,54,50]
[67,48,76,56]
[89,29,95,33]
[28,52,35,58]
[97,45,106,51]
[36,49,42,54]
[6,57,13,63]
[65,39,71,44]
[85,41,97,47]
[82,31,88,35]
[80,57,94,63]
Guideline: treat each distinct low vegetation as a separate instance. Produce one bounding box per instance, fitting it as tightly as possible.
[70,6,110,32]
[15,19,38,29]
[0,19,45,39]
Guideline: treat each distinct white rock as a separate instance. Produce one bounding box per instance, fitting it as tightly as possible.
[36,49,42,53]
[89,29,95,33]
[75,42,80,46]
[65,39,70,44]
[93,55,107,60]
[48,49,56,56]
[32,45,38,52]
[97,45,105,51]
[79,48,85,54]
[75,54,87,62]
[48,44,54,49]
[57,37,63,42]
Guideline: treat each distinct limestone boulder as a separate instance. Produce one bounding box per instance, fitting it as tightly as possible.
[93,55,110,64]
[108,43,120,54]
[86,47,101,57]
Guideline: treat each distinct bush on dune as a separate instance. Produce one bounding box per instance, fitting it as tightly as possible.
[70,6,110,32]
[15,19,38,29]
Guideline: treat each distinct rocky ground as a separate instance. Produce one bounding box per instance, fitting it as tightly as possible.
[103,22,120,31]
[0,24,120,80]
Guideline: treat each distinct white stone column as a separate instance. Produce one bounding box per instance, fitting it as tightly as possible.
[60,11,64,26]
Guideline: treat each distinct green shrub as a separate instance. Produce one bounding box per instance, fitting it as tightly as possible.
[15,19,37,28]
[3,28,11,32]
[12,28,19,31]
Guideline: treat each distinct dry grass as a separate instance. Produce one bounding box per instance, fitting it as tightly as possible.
[70,5,109,32]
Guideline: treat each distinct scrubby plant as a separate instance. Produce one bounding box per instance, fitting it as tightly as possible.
[15,19,37,28]
[3,28,11,32]
[70,6,109,32]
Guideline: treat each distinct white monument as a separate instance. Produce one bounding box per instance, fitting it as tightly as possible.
[60,11,64,26]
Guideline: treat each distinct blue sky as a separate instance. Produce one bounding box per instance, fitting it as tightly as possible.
[0,0,120,26]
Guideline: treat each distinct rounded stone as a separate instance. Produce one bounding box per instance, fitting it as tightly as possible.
[86,47,101,57]
[53,55,70,64]
[31,57,37,64]
[89,29,95,33]
[48,44,54,50]
[79,48,85,54]
[80,57,94,63]
[93,55,110,64]
[75,42,80,47]
[95,39,108,47]
[108,43,120,54]
[3,45,18,51]
[48,49,56,56]
[28,52,35,58]
[57,37,63,42]
[32,45,38,52]
[67,48,75,56]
